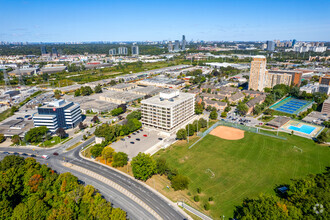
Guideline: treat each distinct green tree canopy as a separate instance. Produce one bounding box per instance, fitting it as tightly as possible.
[131,153,156,181]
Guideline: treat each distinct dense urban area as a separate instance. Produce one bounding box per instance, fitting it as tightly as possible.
[0,36,329,220]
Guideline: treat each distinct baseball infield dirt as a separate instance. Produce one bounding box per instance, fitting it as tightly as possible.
[210,126,245,140]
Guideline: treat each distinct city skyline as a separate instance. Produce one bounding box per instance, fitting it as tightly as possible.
[1,0,329,42]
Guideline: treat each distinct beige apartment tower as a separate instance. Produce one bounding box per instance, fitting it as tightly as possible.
[141,89,195,132]
[248,56,267,91]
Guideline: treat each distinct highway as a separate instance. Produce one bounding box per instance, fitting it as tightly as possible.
[0,135,187,220]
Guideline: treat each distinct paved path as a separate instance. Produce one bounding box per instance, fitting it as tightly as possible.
[177,202,213,220]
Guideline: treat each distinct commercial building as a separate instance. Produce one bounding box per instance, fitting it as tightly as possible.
[182,35,186,51]
[99,90,144,104]
[266,41,275,51]
[168,41,173,52]
[33,100,81,132]
[108,83,136,92]
[248,56,267,91]
[132,45,139,56]
[174,40,180,51]
[118,47,128,55]
[141,89,195,132]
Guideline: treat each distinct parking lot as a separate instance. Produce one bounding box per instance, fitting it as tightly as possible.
[111,128,165,160]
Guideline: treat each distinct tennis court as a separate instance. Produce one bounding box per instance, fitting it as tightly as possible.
[269,97,313,115]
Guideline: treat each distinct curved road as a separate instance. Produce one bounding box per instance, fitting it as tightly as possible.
[0,138,187,220]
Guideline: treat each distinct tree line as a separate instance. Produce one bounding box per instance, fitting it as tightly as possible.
[0,155,126,219]
[234,167,330,219]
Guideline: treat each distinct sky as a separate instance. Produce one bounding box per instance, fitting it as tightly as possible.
[0,0,329,42]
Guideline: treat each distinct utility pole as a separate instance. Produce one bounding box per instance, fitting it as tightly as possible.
[187,124,189,143]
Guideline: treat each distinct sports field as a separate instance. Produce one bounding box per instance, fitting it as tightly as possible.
[269,96,313,115]
[154,130,330,218]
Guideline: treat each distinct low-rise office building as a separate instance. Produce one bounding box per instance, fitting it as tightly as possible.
[141,89,195,132]
[33,100,81,132]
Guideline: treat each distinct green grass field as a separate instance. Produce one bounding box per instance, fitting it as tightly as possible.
[154,131,330,219]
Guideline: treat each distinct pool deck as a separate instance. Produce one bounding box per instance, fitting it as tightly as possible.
[280,119,323,138]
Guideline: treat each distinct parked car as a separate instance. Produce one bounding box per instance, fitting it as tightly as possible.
[121,138,125,141]
[16,117,24,120]
[143,134,147,137]
[21,153,28,156]
[136,138,140,141]
[30,154,36,157]
[158,138,163,140]
[127,136,131,138]
[140,129,143,131]
[53,152,59,156]
[132,133,136,135]
[130,142,135,144]
[13,152,19,155]
[2,152,9,155]
[136,131,140,133]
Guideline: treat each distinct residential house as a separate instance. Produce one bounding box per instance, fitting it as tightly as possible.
[204,99,227,111]
[246,94,267,114]
[229,92,245,103]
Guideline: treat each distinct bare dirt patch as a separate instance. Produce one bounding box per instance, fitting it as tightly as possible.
[209,126,244,140]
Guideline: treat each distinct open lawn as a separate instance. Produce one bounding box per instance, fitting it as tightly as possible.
[153,131,330,219]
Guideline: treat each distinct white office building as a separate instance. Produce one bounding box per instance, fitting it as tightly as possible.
[141,89,195,132]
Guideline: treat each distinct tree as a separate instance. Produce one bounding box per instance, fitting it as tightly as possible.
[54,90,61,99]
[209,110,218,120]
[102,147,115,163]
[111,107,124,116]
[131,153,156,181]
[195,102,203,114]
[112,152,128,167]
[25,126,49,143]
[126,111,141,120]
[156,158,168,175]
[0,134,5,143]
[90,144,104,157]
[11,135,20,145]
[176,129,187,140]
[186,124,195,136]
[194,195,200,202]
[79,122,87,130]
[74,89,81,97]
[110,80,117,86]
[237,102,249,115]
[55,128,67,138]
[221,111,227,118]
[11,106,18,114]
[198,118,207,128]
[94,84,102,93]
[91,115,100,123]
[171,174,189,191]
[316,131,328,143]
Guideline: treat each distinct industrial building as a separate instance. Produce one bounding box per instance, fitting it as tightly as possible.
[99,90,144,104]
[130,86,164,96]
[33,100,81,132]
[108,83,136,92]
[137,76,185,88]
[141,89,195,132]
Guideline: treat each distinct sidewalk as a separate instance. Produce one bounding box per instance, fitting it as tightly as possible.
[177,202,213,220]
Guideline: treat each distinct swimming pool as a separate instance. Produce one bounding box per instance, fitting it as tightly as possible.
[288,124,316,135]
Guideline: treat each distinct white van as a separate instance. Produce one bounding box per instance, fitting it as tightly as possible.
[41,155,49,159]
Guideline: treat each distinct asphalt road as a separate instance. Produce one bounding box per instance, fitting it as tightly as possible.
[0,134,187,220]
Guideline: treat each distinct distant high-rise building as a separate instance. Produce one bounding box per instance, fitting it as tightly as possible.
[41,46,47,55]
[168,41,173,52]
[292,39,296,47]
[132,45,139,56]
[51,47,58,57]
[174,40,180,51]
[182,35,186,50]
[248,56,267,91]
[109,48,116,55]
[118,47,128,55]
[266,41,275,51]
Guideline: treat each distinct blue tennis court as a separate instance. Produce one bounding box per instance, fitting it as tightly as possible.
[270,97,313,115]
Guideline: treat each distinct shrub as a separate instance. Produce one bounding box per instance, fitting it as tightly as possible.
[171,174,189,191]
[208,196,214,201]
[204,202,210,210]
[197,187,202,194]
[194,195,200,202]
